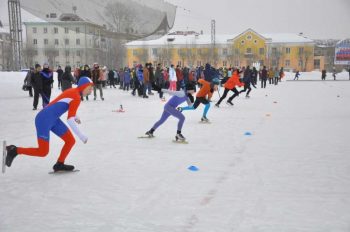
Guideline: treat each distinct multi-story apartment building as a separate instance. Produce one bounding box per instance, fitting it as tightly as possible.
[126,28,315,71]
[23,13,115,69]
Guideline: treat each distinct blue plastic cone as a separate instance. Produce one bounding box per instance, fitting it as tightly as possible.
[244,132,252,136]
[188,166,199,171]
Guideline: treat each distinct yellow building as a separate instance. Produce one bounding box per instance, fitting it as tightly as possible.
[125,29,315,71]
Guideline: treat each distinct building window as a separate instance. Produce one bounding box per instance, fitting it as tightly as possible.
[272,47,277,55]
[298,59,303,67]
[76,27,80,34]
[299,47,304,54]
[152,48,158,56]
[54,27,58,34]
[65,27,69,34]
[33,39,37,45]
[286,47,291,54]
[76,50,81,57]
[246,35,252,40]
[43,27,48,33]
[246,48,252,54]
[32,27,37,33]
[65,50,70,56]
[254,40,257,44]
[314,59,320,69]
[65,39,69,45]
[54,39,59,45]
[222,48,228,56]
[34,50,38,56]
[133,49,138,56]
[259,48,264,55]
[223,61,227,67]
[197,60,201,67]
[285,60,290,67]
[241,40,245,45]
[44,39,48,45]
[76,39,80,45]
[177,61,182,66]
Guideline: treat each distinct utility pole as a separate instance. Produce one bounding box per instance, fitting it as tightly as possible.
[211,19,216,65]
[8,0,23,70]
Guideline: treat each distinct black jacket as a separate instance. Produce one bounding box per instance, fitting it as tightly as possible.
[30,71,43,90]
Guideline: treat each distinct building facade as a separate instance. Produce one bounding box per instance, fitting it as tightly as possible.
[126,28,315,71]
[23,16,115,69]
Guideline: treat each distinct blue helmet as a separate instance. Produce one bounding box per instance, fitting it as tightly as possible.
[211,78,220,85]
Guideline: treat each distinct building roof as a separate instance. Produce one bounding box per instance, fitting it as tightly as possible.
[126,30,315,47]
[126,34,237,47]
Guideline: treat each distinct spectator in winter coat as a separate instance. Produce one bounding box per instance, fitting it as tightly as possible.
[143,63,150,97]
[148,63,155,95]
[175,65,183,90]
[56,66,63,89]
[251,67,258,85]
[169,64,177,91]
[261,66,268,88]
[321,69,327,80]
[79,64,91,101]
[274,67,279,85]
[123,68,131,91]
[61,66,75,92]
[108,68,116,88]
[31,64,44,110]
[268,67,274,84]
[40,62,54,107]
[24,67,34,97]
[91,63,104,100]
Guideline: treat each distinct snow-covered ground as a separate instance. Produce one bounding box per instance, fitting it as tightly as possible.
[0,71,350,232]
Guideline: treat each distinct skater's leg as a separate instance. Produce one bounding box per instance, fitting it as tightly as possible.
[181,98,201,111]
[203,103,210,118]
[51,119,75,163]
[246,86,252,96]
[17,138,49,157]
[217,88,229,105]
[165,105,185,131]
[151,110,171,130]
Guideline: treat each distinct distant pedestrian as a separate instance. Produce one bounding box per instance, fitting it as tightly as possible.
[294,70,300,80]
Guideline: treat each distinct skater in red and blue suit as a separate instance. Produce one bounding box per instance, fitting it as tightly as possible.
[145,83,195,141]
[5,77,94,172]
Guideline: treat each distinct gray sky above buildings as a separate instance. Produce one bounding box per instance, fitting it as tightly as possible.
[167,0,350,39]
[0,0,348,40]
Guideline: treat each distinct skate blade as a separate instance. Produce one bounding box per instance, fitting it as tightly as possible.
[138,136,155,139]
[49,169,80,174]
[199,121,211,124]
[2,140,6,174]
[172,140,188,144]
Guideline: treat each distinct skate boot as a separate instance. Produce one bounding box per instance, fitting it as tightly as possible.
[226,101,234,106]
[175,133,186,141]
[215,103,220,107]
[201,116,210,123]
[53,162,75,172]
[5,145,18,167]
[145,129,155,138]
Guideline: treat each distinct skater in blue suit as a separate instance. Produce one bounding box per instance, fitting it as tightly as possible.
[145,84,195,141]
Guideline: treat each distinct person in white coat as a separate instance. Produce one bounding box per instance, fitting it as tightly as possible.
[168,64,177,91]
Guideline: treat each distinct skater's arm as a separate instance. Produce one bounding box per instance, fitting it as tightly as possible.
[67,117,88,143]
[67,97,87,143]
[161,89,185,97]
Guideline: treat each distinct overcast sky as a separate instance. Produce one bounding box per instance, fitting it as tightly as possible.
[167,0,350,39]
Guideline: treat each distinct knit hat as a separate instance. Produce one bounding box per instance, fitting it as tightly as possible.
[77,76,93,92]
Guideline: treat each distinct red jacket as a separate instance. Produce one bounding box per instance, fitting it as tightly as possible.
[224,71,243,89]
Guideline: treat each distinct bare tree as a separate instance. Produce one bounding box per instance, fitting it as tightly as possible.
[178,48,187,66]
[22,44,36,68]
[105,1,133,33]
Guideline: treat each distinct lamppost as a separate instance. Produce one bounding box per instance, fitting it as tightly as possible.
[0,39,4,70]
